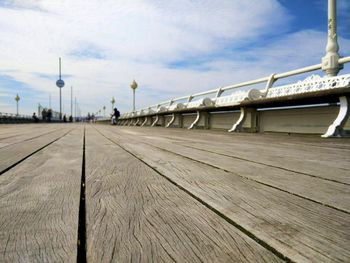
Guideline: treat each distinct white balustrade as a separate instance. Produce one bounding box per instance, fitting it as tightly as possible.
[118,56,350,136]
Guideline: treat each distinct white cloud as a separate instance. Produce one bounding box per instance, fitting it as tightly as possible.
[0,0,291,62]
[0,92,12,97]
[0,0,348,115]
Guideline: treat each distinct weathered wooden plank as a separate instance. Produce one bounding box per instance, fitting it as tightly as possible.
[108,128,350,213]
[177,139,350,184]
[113,125,350,150]
[0,126,83,262]
[0,124,53,138]
[0,125,43,144]
[85,126,282,262]
[0,126,72,174]
[0,125,63,149]
[112,126,350,184]
[96,126,350,263]
[0,124,29,135]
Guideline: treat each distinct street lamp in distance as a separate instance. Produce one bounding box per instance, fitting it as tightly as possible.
[111,97,115,112]
[15,94,20,116]
[56,57,65,120]
[130,80,138,112]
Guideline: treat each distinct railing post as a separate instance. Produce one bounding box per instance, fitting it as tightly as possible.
[322,0,343,76]
[151,115,159,127]
[134,118,140,126]
[322,96,350,137]
[228,108,258,133]
[188,111,201,130]
[166,114,175,128]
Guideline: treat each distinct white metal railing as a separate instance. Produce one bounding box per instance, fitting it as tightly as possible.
[0,112,32,118]
[0,112,33,121]
[120,56,350,119]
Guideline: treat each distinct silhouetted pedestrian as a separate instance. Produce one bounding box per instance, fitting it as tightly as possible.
[47,109,52,122]
[42,108,47,121]
[32,112,39,123]
[112,108,120,125]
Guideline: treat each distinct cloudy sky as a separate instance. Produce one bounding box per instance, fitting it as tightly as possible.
[0,0,349,116]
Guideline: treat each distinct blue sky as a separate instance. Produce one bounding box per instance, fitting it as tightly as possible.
[0,0,349,116]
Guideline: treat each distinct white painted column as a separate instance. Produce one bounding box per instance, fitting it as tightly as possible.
[322,0,343,76]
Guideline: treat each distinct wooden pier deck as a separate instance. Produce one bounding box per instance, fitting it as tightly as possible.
[0,124,349,262]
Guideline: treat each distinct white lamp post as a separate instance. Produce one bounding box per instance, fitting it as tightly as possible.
[15,94,20,116]
[70,86,73,118]
[322,0,343,76]
[130,80,138,112]
[56,57,65,120]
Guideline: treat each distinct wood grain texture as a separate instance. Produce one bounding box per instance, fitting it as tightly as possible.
[107,129,350,213]
[113,126,350,184]
[1,123,349,262]
[0,124,32,136]
[0,124,60,139]
[178,140,350,184]
[85,126,282,263]
[0,127,83,262]
[0,124,63,149]
[0,126,72,173]
[97,125,350,263]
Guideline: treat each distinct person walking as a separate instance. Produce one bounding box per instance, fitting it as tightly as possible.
[32,112,39,123]
[112,108,120,125]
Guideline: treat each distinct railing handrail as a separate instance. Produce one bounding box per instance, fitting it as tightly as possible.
[0,112,32,118]
[129,56,350,115]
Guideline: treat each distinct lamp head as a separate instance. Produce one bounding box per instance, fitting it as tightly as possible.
[130,80,138,90]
